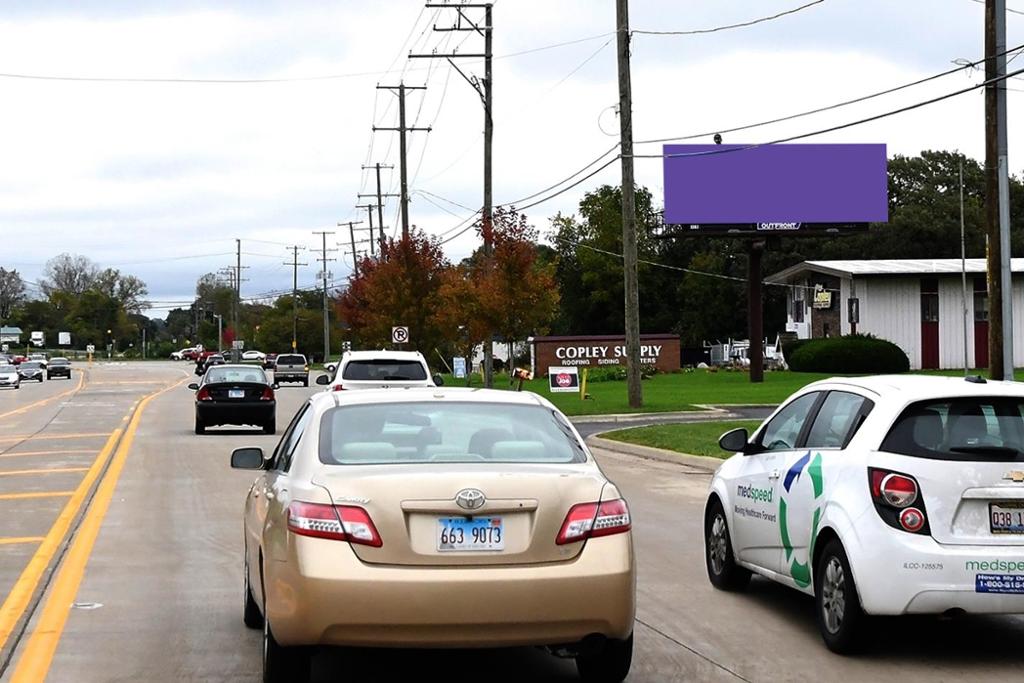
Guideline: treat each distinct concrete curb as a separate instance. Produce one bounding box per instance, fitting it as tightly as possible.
[586,435,725,473]
[569,408,729,424]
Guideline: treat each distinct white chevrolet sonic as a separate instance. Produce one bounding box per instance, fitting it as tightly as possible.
[705,375,1024,652]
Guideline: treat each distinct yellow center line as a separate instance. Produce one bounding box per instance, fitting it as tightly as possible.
[10,376,188,681]
[0,492,74,501]
[0,538,45,546]
[0,371,85,421]
[0,449,96,460]
[0,467,90,477]
[0,430,120,653]
[0,433,110,444]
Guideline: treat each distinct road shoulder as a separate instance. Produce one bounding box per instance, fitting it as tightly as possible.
[586,435,724,472]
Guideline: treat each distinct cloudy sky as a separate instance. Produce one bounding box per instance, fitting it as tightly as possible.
[0,0,1021,316]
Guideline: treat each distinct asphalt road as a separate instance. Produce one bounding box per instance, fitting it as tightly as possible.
[1,361,1022,682]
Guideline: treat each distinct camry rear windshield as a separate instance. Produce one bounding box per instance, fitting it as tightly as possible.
[319,402,585,465]
[881,397,1024,462]
[342,359,428,381]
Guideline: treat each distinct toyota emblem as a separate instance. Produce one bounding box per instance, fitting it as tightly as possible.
[455,488,486,511]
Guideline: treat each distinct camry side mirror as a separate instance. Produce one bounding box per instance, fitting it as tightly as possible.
[432,374,444,386]
[719,428,750,454]
[187,383,199,391]
[315,374,330,385]
[231,447,266,470]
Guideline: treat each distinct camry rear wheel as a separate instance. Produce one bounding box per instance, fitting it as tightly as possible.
[575,634,632,683]
[705,499,751,590]
[262,619,310,683]
[815,538,865,654]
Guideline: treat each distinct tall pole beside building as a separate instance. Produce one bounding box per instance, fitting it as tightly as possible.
[960,156,970,375]
[985,0,1014,380]
[616,0,642,407]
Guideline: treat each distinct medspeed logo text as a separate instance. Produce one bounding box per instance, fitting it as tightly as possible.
[737,484,773,503]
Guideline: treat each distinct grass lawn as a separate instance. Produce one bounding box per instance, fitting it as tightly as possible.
[439,369,834,416]
[602,420,764,459]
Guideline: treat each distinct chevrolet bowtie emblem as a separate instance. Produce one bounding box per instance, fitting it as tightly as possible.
[1003,471,1024,483]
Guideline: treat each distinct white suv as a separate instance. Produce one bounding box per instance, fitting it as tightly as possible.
[706,375,1024,653]
[316,350,439,391]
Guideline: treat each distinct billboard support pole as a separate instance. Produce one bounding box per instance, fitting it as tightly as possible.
[748,240,765,383]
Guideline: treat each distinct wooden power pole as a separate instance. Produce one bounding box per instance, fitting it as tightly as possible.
[373,86,430,240]
[284,246,306,352]
[616,0,643,407]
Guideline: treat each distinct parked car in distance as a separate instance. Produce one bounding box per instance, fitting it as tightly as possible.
[0,365,20,389]
[316,350,441,391]
[11,355,27,365]
[273,354,309,386]
[232,388,635,683]
[46,357,72,380]
[242,350,267,362]
[171,346,199,361]
[706,375,1024,654]
[17,361,44,382]
[190,364,277,435]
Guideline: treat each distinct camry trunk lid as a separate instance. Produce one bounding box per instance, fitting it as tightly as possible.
[313,463,608,566]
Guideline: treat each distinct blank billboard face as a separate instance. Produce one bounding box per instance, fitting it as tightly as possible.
[662,143,888,225]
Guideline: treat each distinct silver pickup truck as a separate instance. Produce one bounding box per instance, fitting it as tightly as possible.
[273,353,309,386]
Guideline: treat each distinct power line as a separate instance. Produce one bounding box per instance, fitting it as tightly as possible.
[635,43,1024,146]
[968,0,1024,17]
[632,63,1024,160]
[632,0,825,36]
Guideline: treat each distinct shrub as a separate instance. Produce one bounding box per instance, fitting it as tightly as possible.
[787,335,909,374]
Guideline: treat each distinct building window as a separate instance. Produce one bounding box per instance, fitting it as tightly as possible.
[792,289,805,323]
[920,278,939,323]
[974,277,988,322]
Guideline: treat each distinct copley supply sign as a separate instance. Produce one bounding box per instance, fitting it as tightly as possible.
[554,344,665,367]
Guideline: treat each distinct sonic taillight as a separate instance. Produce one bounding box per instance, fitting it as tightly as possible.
[332,384,345,391]
[868,467,929,535]
[556,499,631,545]
[287,502,382,547]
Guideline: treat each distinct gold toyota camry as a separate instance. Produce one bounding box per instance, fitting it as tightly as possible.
[232,387,635,682]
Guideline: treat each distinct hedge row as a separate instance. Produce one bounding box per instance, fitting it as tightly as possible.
[786,334,909,374]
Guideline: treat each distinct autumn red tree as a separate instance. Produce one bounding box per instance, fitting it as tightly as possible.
[336,230,452,353]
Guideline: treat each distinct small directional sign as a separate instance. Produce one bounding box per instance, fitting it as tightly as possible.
[86,344,96,353]
[391,326,409,345]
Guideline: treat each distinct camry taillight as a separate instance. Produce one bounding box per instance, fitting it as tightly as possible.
[259,386,274,401]
[287,502,382,547]
[196,387,213,401]
[556,499,631,545]
[868,467,929,535]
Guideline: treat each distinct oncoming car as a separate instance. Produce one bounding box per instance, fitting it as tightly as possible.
[705,375,1024,653]
[231,388,635,682]
[317,349,441,391]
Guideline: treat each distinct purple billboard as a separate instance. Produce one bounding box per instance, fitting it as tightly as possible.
[662,143,888,226]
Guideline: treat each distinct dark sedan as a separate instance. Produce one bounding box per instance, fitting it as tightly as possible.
[47,357,72,380]
[17,361,44,382]
[189,365,276,435]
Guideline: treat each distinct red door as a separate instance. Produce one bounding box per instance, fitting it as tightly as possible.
[920,279,939,370]
[975,321,989,369]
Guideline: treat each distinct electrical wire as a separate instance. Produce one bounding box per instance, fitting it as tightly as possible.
[635,43,1024,146]
[632,63,1024,160]
[632,0,825,36]
[415,189,478,213]
[968,0,1024,17]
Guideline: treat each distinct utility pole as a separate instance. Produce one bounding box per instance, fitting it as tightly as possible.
[312,231,337,364]
[355,203,378,256]
[234,239,242,361]
[411,2,494,386]
[367,163,394,253]
[284,246,307,352]
[985,0,1014,380]
[373,87,430,239]
[960,155,970,376]
[616,0,643,406]
[338,221,364,276]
